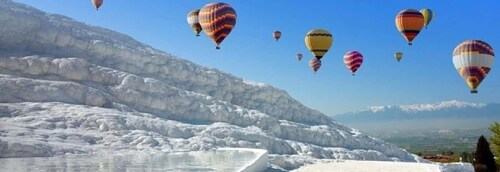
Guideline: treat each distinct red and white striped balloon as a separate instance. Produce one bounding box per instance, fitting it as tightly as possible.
[309,58,321,73]
[343,51,364,76]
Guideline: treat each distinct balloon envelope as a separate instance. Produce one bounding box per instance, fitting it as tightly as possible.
[305,29,333,60]
[452,40,495,93]
[343,51,364,75]
[395,9,424,45]
[273,31,281,41]
[199,2,237,49]
[395,52,403,62]
[420,8,434,29]
[92,0,103,10]
[309,58,322,73]
[187,9,203,36]
[296,53,303,61]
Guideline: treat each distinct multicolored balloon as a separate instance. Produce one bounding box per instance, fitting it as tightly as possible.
[309,58,322,73]
[395,9,424,45]
[199,2,237,49]
[273,31,281,41]
[420,8,434,29]
[187,9,203,36]
[305,29,333,60]
[395,51,403,62]
[343,51,364,76]
[452,40,495,93]
[92,0,103,10]
[296,53,303,61]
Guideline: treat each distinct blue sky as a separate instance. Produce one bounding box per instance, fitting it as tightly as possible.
[14,0,500,115]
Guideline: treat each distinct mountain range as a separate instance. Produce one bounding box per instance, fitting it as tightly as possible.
[333,100,500,132]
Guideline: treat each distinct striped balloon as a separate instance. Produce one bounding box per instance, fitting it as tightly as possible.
[199,2,237,49]
[92,0,103,10]
[343,51,364,76]
[453,40,495,93]
[187,9,202,36]
[395,9,424,45]
[305,29,333,60]
[309,58,322,73]
[420,8,434,29]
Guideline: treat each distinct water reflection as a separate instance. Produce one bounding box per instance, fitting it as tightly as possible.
[0,150,257,172]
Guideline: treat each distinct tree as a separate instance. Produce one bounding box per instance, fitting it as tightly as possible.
[474,164,488,172]
[461,152,468,162]
[475,135,497,172]
[490,122,500,166]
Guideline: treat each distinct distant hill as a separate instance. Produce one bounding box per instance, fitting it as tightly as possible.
[333,100,500,132]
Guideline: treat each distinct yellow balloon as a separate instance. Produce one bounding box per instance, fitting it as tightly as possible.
[420,8,434,29]
[395,52,403,62]
[305,29,333,60]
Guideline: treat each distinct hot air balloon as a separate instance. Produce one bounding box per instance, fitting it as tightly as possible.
[199,2,237,49]
[92,0,103,10]
[296,53,303,61]
[395,9,424,45]
[420,8,434,29]
[305,29,333,60]
[343,51,364,76]
[187,9,203,37]
[273,31,281,41]
[453,40,494,94]
[395,51,403,62]
[309,58,322,73]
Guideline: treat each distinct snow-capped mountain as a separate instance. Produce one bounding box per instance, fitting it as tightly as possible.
[367,100,486,113]
[0,0,415,170]
[334,100,500,132]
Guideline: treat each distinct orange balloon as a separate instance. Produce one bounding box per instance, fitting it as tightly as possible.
[395,9,424,45]
[199,3,237,49]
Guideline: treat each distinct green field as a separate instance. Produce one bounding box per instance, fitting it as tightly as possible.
[383,136,476,154]
[370,128,492,155]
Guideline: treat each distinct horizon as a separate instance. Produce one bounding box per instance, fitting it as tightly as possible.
[13,0,500,115]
